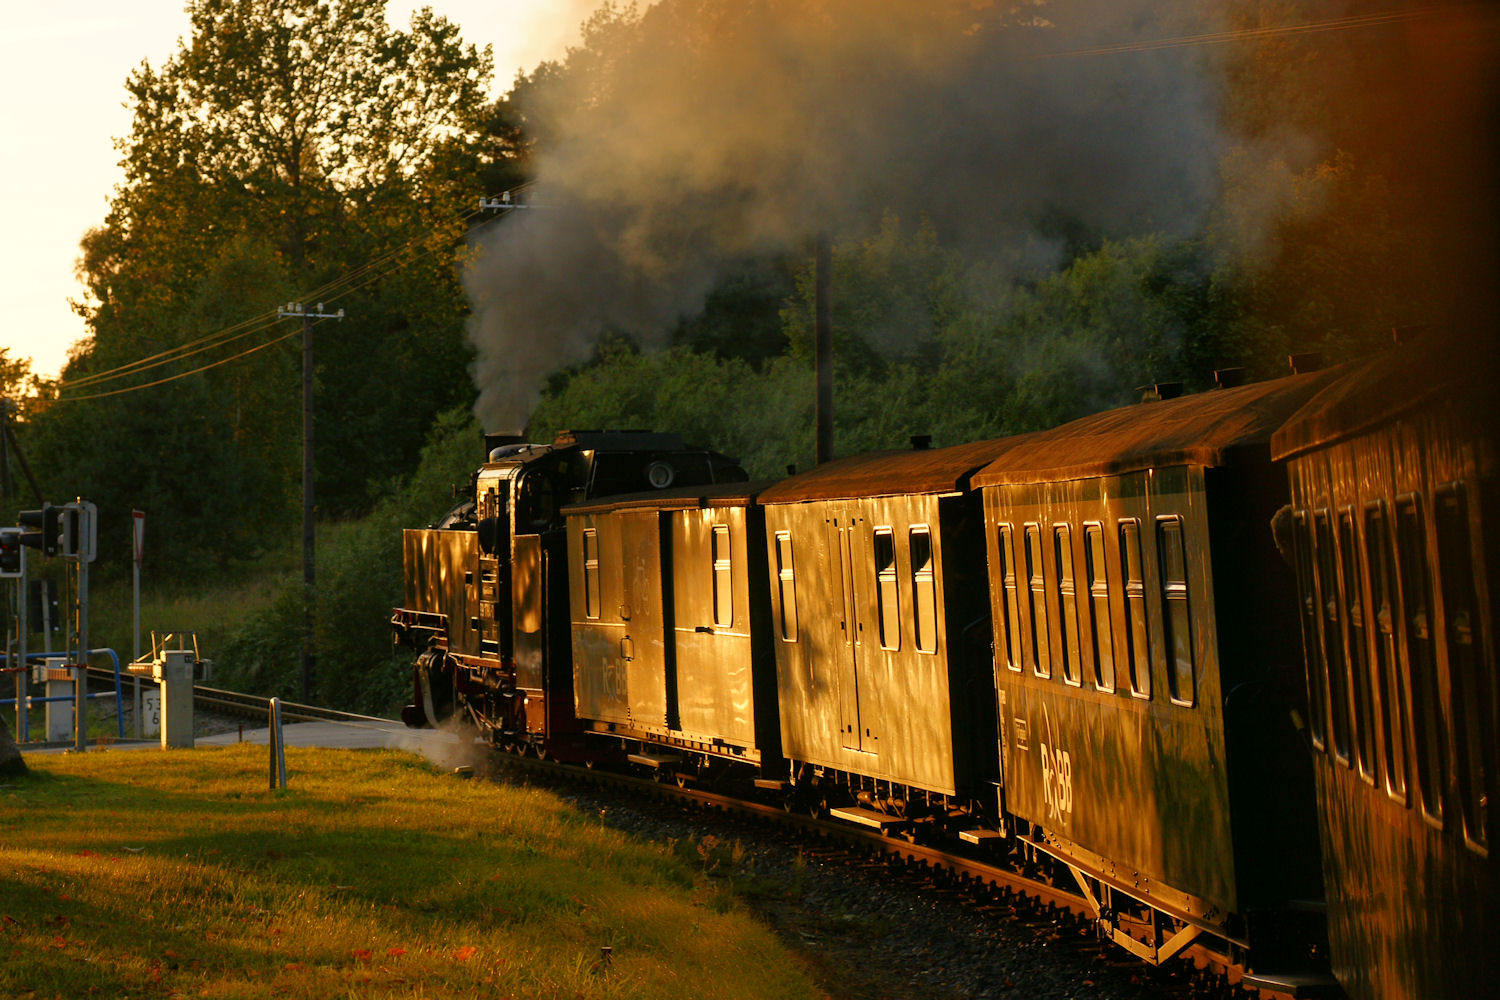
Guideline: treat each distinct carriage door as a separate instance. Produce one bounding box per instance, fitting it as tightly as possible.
[827,513,875,753]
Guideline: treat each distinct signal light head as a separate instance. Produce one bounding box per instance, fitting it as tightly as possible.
[0,526,23,577]
[16,504,62,556]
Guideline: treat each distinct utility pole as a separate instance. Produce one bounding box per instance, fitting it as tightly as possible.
[815,232,834,465]
[277,302,344,703]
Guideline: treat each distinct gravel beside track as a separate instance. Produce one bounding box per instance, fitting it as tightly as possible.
[500,761,1228,1000]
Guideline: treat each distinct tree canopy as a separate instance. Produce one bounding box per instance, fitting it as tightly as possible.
[32,0,496,568]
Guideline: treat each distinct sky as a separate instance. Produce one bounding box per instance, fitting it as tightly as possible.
[0,0,595,383]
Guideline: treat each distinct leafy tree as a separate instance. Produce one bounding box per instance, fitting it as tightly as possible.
[46,0,494,572]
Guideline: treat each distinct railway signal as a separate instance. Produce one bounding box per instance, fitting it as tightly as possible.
[17,503,61,556]
[0,526,22,577]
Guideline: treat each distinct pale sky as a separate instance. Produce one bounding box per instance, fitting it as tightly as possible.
[1,1,595,382]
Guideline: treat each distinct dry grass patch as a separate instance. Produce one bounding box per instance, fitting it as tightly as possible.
[0,746,821,1000]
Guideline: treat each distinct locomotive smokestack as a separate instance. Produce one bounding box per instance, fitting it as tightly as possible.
[484,430,526,459]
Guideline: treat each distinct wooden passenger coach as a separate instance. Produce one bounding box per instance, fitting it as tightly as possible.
[757,441,1010,807]
[973,372,1335,970]
[564,483,780,771]
[1272,334,1497,1000]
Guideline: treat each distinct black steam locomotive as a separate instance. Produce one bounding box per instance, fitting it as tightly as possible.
[393,333,1494,999]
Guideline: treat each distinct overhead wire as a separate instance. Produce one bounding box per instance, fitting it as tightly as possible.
[52,188,532,401]
[1036,4,1475,60]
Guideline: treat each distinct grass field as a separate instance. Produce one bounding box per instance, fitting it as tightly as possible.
[1,746,822,1000]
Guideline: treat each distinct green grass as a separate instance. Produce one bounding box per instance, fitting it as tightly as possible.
[0,747,822,1000]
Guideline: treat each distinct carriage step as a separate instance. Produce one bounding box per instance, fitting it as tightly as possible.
[830,805,902,829]
[1239,972,1343,998]
[627,752,682,769]
[959,828,1006,845]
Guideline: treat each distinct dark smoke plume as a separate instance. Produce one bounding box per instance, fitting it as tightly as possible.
[465,1,1230,431]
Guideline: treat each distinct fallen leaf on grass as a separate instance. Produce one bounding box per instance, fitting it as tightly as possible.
[452,946,477,961]
[386,948,407,957]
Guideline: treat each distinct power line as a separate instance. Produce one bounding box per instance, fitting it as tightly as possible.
[52,327,305,402]
[1035,4,1478,60]
[52,195,511,401]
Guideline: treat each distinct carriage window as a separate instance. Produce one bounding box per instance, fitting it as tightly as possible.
[1084,524,1114,692]
[1292,511,1326,749]
[1435,482,1490,850]
[712,525,733,628]
[911,527,938,654]
[1119,519,1150,699]
[1025,524,1051,678]
[997,524,1022,671]
[583,528,601,620]
[1340,508,1376,782]
[874,528,900,651]
[1054,525,1082,685]
[1316,510,1352,764]
[1397,494,1444,824]
[1364,501,1408,803]
[775,531,798,642]
[1156,517,1195,707]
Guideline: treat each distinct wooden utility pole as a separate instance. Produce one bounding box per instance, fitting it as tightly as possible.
[815,232,833,465]
[277,302,344,703]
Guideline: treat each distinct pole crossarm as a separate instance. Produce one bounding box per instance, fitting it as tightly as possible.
[277,303,346,320]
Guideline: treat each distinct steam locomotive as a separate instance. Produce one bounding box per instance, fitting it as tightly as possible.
[392,332,1494,999]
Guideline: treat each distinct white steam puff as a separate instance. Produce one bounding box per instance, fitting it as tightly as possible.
[464,1,1230,432]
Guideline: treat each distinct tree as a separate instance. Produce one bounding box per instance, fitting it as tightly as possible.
[47,0,496,569]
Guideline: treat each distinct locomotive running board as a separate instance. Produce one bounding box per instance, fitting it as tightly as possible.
[1068,864,1201,965]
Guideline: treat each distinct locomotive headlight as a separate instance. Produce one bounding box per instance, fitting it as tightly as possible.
[646,460,676,489]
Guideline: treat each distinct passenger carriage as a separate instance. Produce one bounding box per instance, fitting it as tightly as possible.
[756,441,1012,826]
[1271,333,1497,1000]
[972,372,1335,978]
[563,482,780,779]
